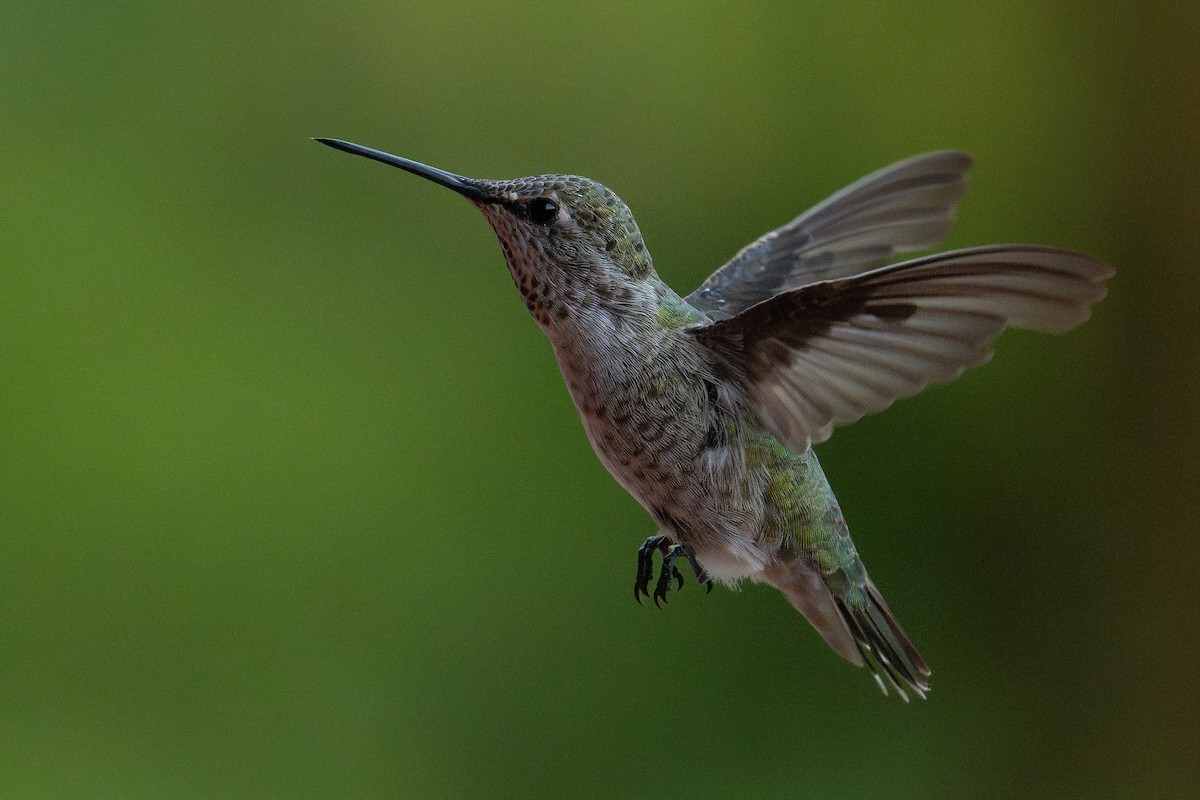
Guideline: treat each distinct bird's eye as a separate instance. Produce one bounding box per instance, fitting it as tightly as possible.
[528,197,558,225]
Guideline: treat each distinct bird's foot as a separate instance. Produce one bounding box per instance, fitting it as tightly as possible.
[634,535,712,606]
[633,535,669,604]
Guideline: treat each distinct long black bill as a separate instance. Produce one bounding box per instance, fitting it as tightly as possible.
[314,138,493,202]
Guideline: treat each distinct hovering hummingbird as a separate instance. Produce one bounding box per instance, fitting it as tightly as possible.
[316,138,1110,699]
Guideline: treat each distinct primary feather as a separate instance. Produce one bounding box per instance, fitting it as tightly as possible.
[688,150,973,320]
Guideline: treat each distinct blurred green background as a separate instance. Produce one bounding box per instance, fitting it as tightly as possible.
[2,1,1196,798]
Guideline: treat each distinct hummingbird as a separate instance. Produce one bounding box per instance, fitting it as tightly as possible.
[316,138,1110,699]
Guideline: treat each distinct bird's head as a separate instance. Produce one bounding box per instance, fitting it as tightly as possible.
[316,138,657,327]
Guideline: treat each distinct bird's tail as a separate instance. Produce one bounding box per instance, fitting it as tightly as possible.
[764,560,931,700]
[834,582,931,701]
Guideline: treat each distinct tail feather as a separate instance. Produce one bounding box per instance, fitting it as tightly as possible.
[764,561,931,699]
[763,560,866,667]
[836,583,931,701]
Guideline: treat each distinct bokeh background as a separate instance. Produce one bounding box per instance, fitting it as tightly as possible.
[3,2,1197,798]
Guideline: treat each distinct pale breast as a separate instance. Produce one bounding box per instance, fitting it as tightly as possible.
[549,318,769,568]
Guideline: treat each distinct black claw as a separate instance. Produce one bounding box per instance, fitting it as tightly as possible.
[634,553,649,604]
[634,534,669,604]
[653,547,681,606]
[680,548,714,594]
[632,536,711,606]
[652,567,672,606]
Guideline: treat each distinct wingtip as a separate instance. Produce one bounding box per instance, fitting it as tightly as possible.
[897,149,974,174]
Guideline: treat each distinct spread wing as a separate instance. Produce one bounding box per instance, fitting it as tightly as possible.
[693,245,1112,452]
[687,151,973,322]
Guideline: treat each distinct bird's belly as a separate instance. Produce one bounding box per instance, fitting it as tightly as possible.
[576,408,696,510]
[550,330,774,580]
[576,403,773,581]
